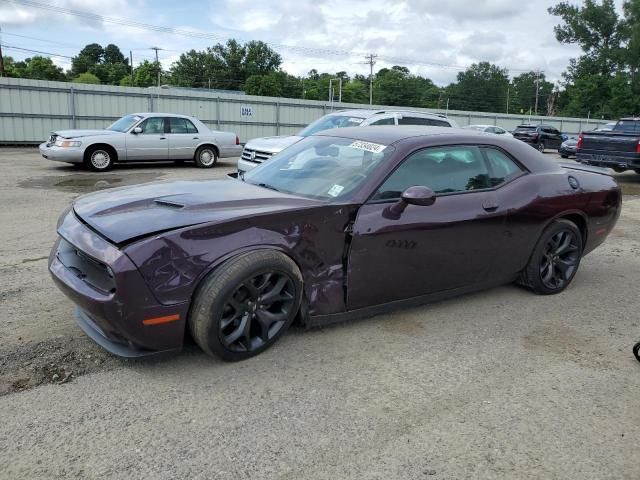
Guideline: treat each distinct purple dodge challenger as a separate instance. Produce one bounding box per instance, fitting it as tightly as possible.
[49,126,621,361]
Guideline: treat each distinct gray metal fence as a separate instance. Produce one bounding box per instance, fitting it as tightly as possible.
[0,77,610,144]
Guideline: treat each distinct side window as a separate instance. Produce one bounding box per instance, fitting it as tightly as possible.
[483,148,523,185]
[185,119,199,134]
[369,117,395,126]
[139,117,165,134]
[372,146,491,200]
[169,117,188,134]
[397,117,450,127]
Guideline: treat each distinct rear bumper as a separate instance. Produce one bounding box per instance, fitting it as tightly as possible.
[577,151,640,169]
[219,144,243,158]
[49,211,188,357]
[39,143,84,163]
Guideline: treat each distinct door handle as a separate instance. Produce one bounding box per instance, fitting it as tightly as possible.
[192,137,199,140]
[159,137,167,140]
[482,200,499,211]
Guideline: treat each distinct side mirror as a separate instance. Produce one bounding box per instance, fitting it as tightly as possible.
[132,127,143,134]
[383,186,436,220]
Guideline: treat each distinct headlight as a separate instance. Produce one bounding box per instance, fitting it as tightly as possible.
[54,139,82,148]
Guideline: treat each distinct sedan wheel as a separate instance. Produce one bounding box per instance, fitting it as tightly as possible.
[195,146,217,168]
[85,148,113,171]
[189,250,302,361]
[519,219,583,295]
[537,142,546,153]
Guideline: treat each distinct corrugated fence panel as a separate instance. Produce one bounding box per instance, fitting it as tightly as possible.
[0,77,611,144]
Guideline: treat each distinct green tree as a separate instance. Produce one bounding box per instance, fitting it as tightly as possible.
[72,72,101,84]
[548,0,635,117]
[128,60,163,87]
[170,40,281,91]
[10,56,66,81]
[244,71,301,98]
[447,62,509,112]
[70,43,129,85]
[510,72,555,115]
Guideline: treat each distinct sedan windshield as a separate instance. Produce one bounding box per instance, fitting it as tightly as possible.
[243,136,394,201]
[298,114,366,137]
[107,114,143,132]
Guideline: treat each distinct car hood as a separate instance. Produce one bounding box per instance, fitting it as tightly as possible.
[54,129,120,139]
[72,179,320,244]
[244,135,303,154]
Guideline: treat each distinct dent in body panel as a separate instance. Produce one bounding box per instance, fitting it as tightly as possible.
[124,205,358,316]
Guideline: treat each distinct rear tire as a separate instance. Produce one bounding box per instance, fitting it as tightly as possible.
[519,219,583,295]
[560,154,568,159]
[537,142,546,153]
[84,146,114,172]
[194,145,217,168]
[189,250,303,361]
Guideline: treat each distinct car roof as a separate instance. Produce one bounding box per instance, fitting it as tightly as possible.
[328,109,449,120]
[465,124,494,128]
[313,125,478,144]
[131,112,194,119]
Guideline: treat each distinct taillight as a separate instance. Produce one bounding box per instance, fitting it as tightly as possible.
[577,133,583,150]
[235,135,240,145]
[636,139,640,154]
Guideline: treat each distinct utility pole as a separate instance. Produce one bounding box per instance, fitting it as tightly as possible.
[150,46,161,87]
[506,87,510,114]
[129,50,133,83]
[534,69,541,115]
[0,25,4,78]
[365,53,377,105]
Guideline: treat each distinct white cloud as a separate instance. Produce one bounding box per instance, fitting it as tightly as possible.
[0,0,627,85]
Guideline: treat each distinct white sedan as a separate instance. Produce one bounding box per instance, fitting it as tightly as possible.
[39,113,242,171]
[463,124,513,137]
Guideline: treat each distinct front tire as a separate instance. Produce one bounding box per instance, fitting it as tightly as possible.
[189,250,303,361]
[84,146,114,171]
[194,145,217,168]
[519,219,583,295]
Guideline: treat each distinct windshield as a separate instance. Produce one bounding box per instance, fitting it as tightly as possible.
[298,114,366,137]
[107,114,143,132]
[243,136,395,201]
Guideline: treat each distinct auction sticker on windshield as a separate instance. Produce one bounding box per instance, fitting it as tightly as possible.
[327,184,345,197]
[349,141,386,153]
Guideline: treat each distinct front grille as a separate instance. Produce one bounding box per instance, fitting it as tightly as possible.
[241,147,273,164]
[56,238,115,294]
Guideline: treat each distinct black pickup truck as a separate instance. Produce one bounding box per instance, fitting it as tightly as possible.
[576,118,640,173]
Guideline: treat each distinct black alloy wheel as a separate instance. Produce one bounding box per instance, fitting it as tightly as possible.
[519,219,583,295]
[219,271,296,352]
[539,229,580,290]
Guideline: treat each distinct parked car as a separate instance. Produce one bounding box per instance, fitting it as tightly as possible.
[512,124,563,153]
[39,113,242,171]
[463,124,513,137]
[594,122,617,132]
[49,126,621,361]
[558,137,578,158]
[237,109,458,174]
[576,118,640,173]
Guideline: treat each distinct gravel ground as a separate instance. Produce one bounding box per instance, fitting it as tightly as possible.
[1,148,640,479]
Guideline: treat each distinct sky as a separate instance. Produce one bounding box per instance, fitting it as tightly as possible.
[0,0,626,86]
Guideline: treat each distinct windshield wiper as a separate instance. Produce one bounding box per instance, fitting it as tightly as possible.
[256,183,281,192]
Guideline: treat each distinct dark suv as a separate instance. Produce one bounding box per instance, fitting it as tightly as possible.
[513,124,563,153]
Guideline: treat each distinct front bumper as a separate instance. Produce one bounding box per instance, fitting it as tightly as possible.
[49,211,188,357]
[558,146,577,156]
[39,143,85,164]
[237,158,262,173]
